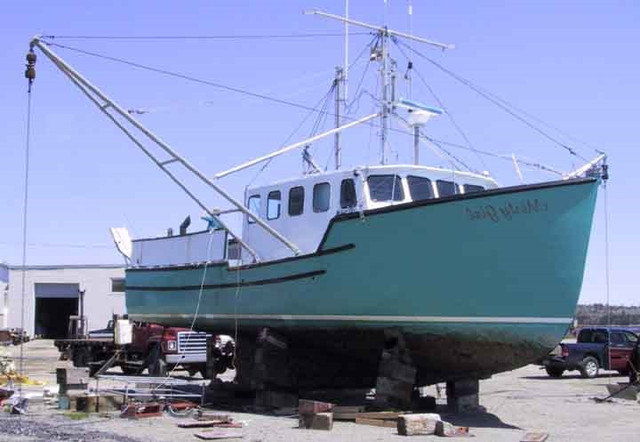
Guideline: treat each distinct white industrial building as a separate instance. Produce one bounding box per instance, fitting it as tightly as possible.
[0,263,126,338]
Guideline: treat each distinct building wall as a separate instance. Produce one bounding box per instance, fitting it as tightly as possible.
[6,265,126,336]
[0,264,8,329]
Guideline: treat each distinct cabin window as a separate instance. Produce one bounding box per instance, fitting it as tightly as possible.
[227,239,240,260]
[313,182,331,213]
[340,179,357,208]
[288,186,305,216]
[267,191,282,220]
[463,184,485,194]
[407,176,433,201]
[111,278,125,293]
[247,194,261,224]
[436,180,458,197]
[625,332,638,344]
[368,175,404,202]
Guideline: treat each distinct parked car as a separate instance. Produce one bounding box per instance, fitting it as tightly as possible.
[540,327,638,378]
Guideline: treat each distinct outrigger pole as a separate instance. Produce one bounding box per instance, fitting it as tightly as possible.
[30,37,300,261]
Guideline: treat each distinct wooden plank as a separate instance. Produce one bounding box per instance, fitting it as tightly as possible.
[333,406,366,421]
[194,429,243,440]
[355,411,403,420]
[355,417,397,428]
[179,422,242,429]
[520,432,549,442]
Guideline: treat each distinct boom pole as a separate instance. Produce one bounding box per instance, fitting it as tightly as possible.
[30,37,302,260]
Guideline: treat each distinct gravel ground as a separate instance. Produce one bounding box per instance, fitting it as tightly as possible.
[2,340,639,441]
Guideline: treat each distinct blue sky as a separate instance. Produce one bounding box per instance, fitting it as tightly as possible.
[1,1,638,305]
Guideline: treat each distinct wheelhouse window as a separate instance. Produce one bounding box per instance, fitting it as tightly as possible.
[111,278,125,293]
[407,176,433,201]
[267,191,281,220]
[288,186,305,216]
[247,194,261,224]
[368,175,404,202]
[436,180,458,197]
[313,182,331,213]
[463,184,485,194]
[340,179,357,209]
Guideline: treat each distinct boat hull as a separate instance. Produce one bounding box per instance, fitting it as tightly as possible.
[126,177,599,385]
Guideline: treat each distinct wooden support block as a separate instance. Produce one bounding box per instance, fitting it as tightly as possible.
[121,402,163,419]
[355,417,397,428]
[435,420,470,437]
[299,412,333,430]
[397,413,441,436]
[298,399,334,415]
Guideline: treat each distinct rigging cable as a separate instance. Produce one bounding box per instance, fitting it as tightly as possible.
[603,170,612,381]
[18,49,37,406]
[42,32,371,41]
[397,40,589,162]
[392,39,490,174]
[44,39,565,177]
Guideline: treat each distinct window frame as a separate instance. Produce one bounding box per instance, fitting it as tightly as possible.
[111,278,125,293]
[436,179,458,197]
[463,184,485,194]
[367,174,405,202]
[288,186,305,216]
[340,178,357,209]
[266,190,282,220]
[313,182,331,213]
[247,194,261,224]
[407,175,433,201]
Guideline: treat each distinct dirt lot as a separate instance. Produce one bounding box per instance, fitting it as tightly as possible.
[1,340,638,441]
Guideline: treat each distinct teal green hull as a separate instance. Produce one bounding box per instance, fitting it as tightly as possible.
[126,178,599,384]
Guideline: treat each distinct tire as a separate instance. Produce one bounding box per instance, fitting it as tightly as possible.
[580,356,600,379]
[147,345,167,377]
[545,367,564,378]
[72,348,90,368]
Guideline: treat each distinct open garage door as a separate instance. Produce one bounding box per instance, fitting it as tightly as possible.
[34,283,79,338]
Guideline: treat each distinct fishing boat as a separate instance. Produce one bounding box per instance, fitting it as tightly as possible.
[29,8,607,387]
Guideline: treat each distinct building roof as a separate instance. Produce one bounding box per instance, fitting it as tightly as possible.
[6,264,125,271]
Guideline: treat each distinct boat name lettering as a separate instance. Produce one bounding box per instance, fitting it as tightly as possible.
[465,199,548,223]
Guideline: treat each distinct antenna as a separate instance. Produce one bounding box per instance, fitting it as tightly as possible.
[305,8,453,165]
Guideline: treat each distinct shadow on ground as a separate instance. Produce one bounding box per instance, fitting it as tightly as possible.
[521,372,626,381]
[440,408,521,430]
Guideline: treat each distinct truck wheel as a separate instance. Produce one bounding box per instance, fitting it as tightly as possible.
[122,366,143,376]
[72,348,90,368]
[580,356,599,379]
[148,345,167,377]
[545,367,564,378]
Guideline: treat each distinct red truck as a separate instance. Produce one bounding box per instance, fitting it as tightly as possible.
[54,321,233,378]
[540,327,638,378]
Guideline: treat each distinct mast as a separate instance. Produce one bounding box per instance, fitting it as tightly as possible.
[306,9,453,166]
[334,67,344,169]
